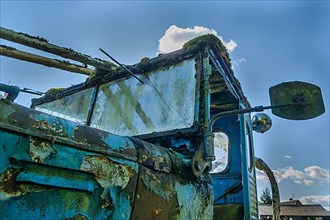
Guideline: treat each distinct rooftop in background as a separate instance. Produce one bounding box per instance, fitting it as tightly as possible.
[259,200,330,218]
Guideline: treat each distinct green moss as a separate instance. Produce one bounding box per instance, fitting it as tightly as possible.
[136,57,152,70]
[2,45,16,51]
[86,67,113,82]
[18,31,49,43]
[183,34,232,68]
[45,88,64,95]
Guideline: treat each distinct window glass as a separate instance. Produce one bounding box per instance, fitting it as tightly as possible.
[34,88,95,124]
[211,132,229,173]
[90,59,197,136]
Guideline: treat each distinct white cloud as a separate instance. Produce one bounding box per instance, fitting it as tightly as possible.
[303,179,314,186]
[300,195,330,210]
[257,166,329,187]
[274,166,305,182]
[283,155,292,159]
[158,25,237,54]
[256,170,269,182]
[304,166,330,179]
[300,195,330,204]
[232,58,247,69]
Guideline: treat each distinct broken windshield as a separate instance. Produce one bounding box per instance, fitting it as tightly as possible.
[34,59,198,136]
[90,59,197,136]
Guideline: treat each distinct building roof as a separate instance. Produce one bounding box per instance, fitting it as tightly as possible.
[280,199,303,206]
[259,201,330,217]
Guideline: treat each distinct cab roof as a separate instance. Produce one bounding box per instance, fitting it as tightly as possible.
[31,34,248,108]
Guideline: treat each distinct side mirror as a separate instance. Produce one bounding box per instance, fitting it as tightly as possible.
[252,113,272,133]
[269,81,325,120]
[196,81,325,176]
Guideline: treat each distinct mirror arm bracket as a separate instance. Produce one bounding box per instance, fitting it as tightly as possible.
[192,103,302,177]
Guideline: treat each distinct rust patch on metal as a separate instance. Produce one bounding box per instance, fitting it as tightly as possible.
[80,155,138,218]
[80,155,134,189]
[65,213,89,220]
[132,166,213,219]
[0,168,47,200]
[73,126,137,161]
[73,126,108,148]
[33,119,69,138]
[140,168,175,202]
[131,169,179,219]
[29,137,56,163]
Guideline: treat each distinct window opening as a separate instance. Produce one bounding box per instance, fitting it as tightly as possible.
[211,132,229,173]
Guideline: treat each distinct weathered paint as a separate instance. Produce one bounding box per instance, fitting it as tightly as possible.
[0,34,255,220]
[0,167,48,200]
[175,181,213,220]
[241,112,258,219]
[15,161,98,192]
[132,137,192,177]
[80,155,135,189]
[80,155,139,220]
[213,204,244,220]
[0,101,140,219]
[0,101,138,162]
[29,137,56,163]
[132,166,213,220]
[1,100,213,219]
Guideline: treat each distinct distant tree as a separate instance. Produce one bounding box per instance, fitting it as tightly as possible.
[260,188,272,204]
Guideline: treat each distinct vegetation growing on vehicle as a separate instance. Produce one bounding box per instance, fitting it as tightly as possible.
[45,88,64,96]
[183,34,232,68]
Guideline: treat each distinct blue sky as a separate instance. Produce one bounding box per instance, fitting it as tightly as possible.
[1,1,329,210]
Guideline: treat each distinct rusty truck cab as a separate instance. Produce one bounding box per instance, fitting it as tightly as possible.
[1,34,258,219]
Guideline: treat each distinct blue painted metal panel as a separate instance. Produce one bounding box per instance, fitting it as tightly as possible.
[0,100,212,219]
[15,162,97,192]
[0,101,140,219]
[212,116,243,205]
[240,112,258,220]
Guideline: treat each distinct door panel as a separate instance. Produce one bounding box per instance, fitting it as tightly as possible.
[240,113,258,220]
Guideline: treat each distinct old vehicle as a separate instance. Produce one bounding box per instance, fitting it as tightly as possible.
[0,27,325,219]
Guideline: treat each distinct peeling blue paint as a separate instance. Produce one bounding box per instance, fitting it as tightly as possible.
[32,113,76,138]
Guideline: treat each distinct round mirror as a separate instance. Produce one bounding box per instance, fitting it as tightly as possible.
[252,113,272,133]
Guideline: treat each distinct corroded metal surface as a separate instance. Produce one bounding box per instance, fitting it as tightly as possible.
[131,166,213,220]
[255,157,280,220]
[0,100,138,161]
[0,100,139,219]
[29,137,56,163]
[131,137,192,177]
[0,100,213,219]
[0,26,115,71]
[0,33,252,219]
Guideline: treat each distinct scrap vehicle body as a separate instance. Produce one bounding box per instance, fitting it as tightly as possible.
[1,29,317,220]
